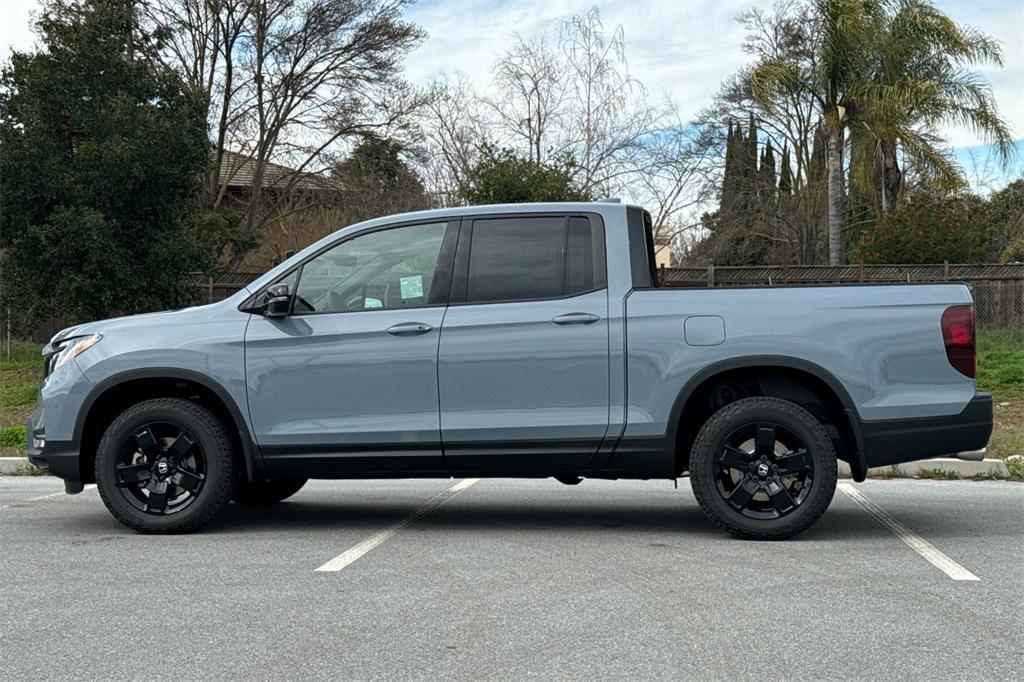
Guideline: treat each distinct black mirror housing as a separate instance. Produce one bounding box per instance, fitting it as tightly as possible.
[263,282,292,318]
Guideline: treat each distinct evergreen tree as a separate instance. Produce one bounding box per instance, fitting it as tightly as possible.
[745,112,759,194]
[721,120,737,211]
[778,146,793,197]
[759,143,777,208]
[0,0,209,325]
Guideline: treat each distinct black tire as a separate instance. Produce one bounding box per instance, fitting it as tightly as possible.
[232,477,308,506]
[689,397,837,540]
[95,398,236,534]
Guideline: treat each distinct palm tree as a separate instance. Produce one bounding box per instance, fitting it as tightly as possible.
[854,0,1014,214]
[752,0,877,265]
[752,0,1014,264]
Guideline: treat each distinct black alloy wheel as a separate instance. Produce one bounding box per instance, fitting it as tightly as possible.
[715,422,814,520]
[114,421,207,516]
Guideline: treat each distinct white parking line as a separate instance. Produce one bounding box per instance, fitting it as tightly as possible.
[315,478,480,572]
[0,484,96,510]
[838,483,979,581]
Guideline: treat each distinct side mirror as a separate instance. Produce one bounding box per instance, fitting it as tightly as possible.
[263,282,292,318]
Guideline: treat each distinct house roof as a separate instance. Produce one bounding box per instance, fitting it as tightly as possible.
[217,150,331,191]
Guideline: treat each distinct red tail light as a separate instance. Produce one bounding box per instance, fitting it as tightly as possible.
[941,305,975,378]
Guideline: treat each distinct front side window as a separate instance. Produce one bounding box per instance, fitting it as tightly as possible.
[293,222,447,313]
[465,216,603,304]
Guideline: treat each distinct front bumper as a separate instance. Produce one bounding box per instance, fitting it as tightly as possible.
[860,393,993,469]
[27,403,82,485]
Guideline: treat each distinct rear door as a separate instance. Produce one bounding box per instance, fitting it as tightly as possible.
[438,214,610,473]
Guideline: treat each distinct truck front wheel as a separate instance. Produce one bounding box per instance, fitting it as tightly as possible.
[689,397,837,540]
[94,398,236,534]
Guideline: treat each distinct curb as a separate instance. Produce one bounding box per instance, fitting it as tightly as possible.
[839,457,1010,479]
[0,457,43,476]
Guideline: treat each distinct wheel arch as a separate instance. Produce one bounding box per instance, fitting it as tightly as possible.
[74,368,259,484]
[668,356,867,481]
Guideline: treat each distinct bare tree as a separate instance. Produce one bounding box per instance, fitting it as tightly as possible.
[490,36,565,165]
[146,0,425,267]
[558,9,662,196]
[417,73,491,204]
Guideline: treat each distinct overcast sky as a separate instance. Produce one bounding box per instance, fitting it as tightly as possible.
[3,0,1022,179]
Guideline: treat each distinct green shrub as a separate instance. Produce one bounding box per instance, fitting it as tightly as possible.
[855,192,987,264]
[457,148,591,205]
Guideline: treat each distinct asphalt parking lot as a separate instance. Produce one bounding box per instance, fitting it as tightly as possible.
[1,476,1021,680]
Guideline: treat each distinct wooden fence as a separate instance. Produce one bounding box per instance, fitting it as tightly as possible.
[659,263,1024,330]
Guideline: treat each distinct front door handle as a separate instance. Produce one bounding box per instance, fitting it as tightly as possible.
[551,312,600,326]
[385,322,433,336]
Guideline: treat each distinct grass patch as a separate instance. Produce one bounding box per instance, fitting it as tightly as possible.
[1,341,41,431]
[2,372,38,408]
[0,425,27,448]
[916,467,959,480]
[977,329,1024,479]
[977,329,1024,397]
[0,341,42,371]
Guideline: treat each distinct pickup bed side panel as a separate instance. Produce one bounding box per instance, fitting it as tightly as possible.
[620,284,978,467]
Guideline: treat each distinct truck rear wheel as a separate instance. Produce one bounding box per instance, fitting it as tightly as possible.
[232,477,307,505]
[689,397,837,540]
[95,398,236,534]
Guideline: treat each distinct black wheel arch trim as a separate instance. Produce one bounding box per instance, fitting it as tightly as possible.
[74,368,261,482]
[664,355,869,481]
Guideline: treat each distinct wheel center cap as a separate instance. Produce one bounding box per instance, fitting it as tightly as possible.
[756,462,770,478]
[155,460,170,476]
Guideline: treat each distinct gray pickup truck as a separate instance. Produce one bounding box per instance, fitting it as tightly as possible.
[28,202,992,539]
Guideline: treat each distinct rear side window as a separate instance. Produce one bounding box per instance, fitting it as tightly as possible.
[465,216,604,304]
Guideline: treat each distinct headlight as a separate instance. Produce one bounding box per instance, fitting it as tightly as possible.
[52,333,102,370]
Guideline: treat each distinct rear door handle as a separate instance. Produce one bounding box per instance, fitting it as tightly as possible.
[385,322,433,336]
[551,312,600,325]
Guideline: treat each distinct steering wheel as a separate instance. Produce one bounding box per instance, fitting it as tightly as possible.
[344,293,366,311]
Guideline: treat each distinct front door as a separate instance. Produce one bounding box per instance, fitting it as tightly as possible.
[438,214,610,473]
[244,220,457,475]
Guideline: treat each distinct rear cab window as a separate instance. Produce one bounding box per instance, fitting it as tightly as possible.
[459,214,606,304]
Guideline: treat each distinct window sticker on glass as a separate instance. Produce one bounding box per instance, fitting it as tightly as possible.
[399,275,424,300]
